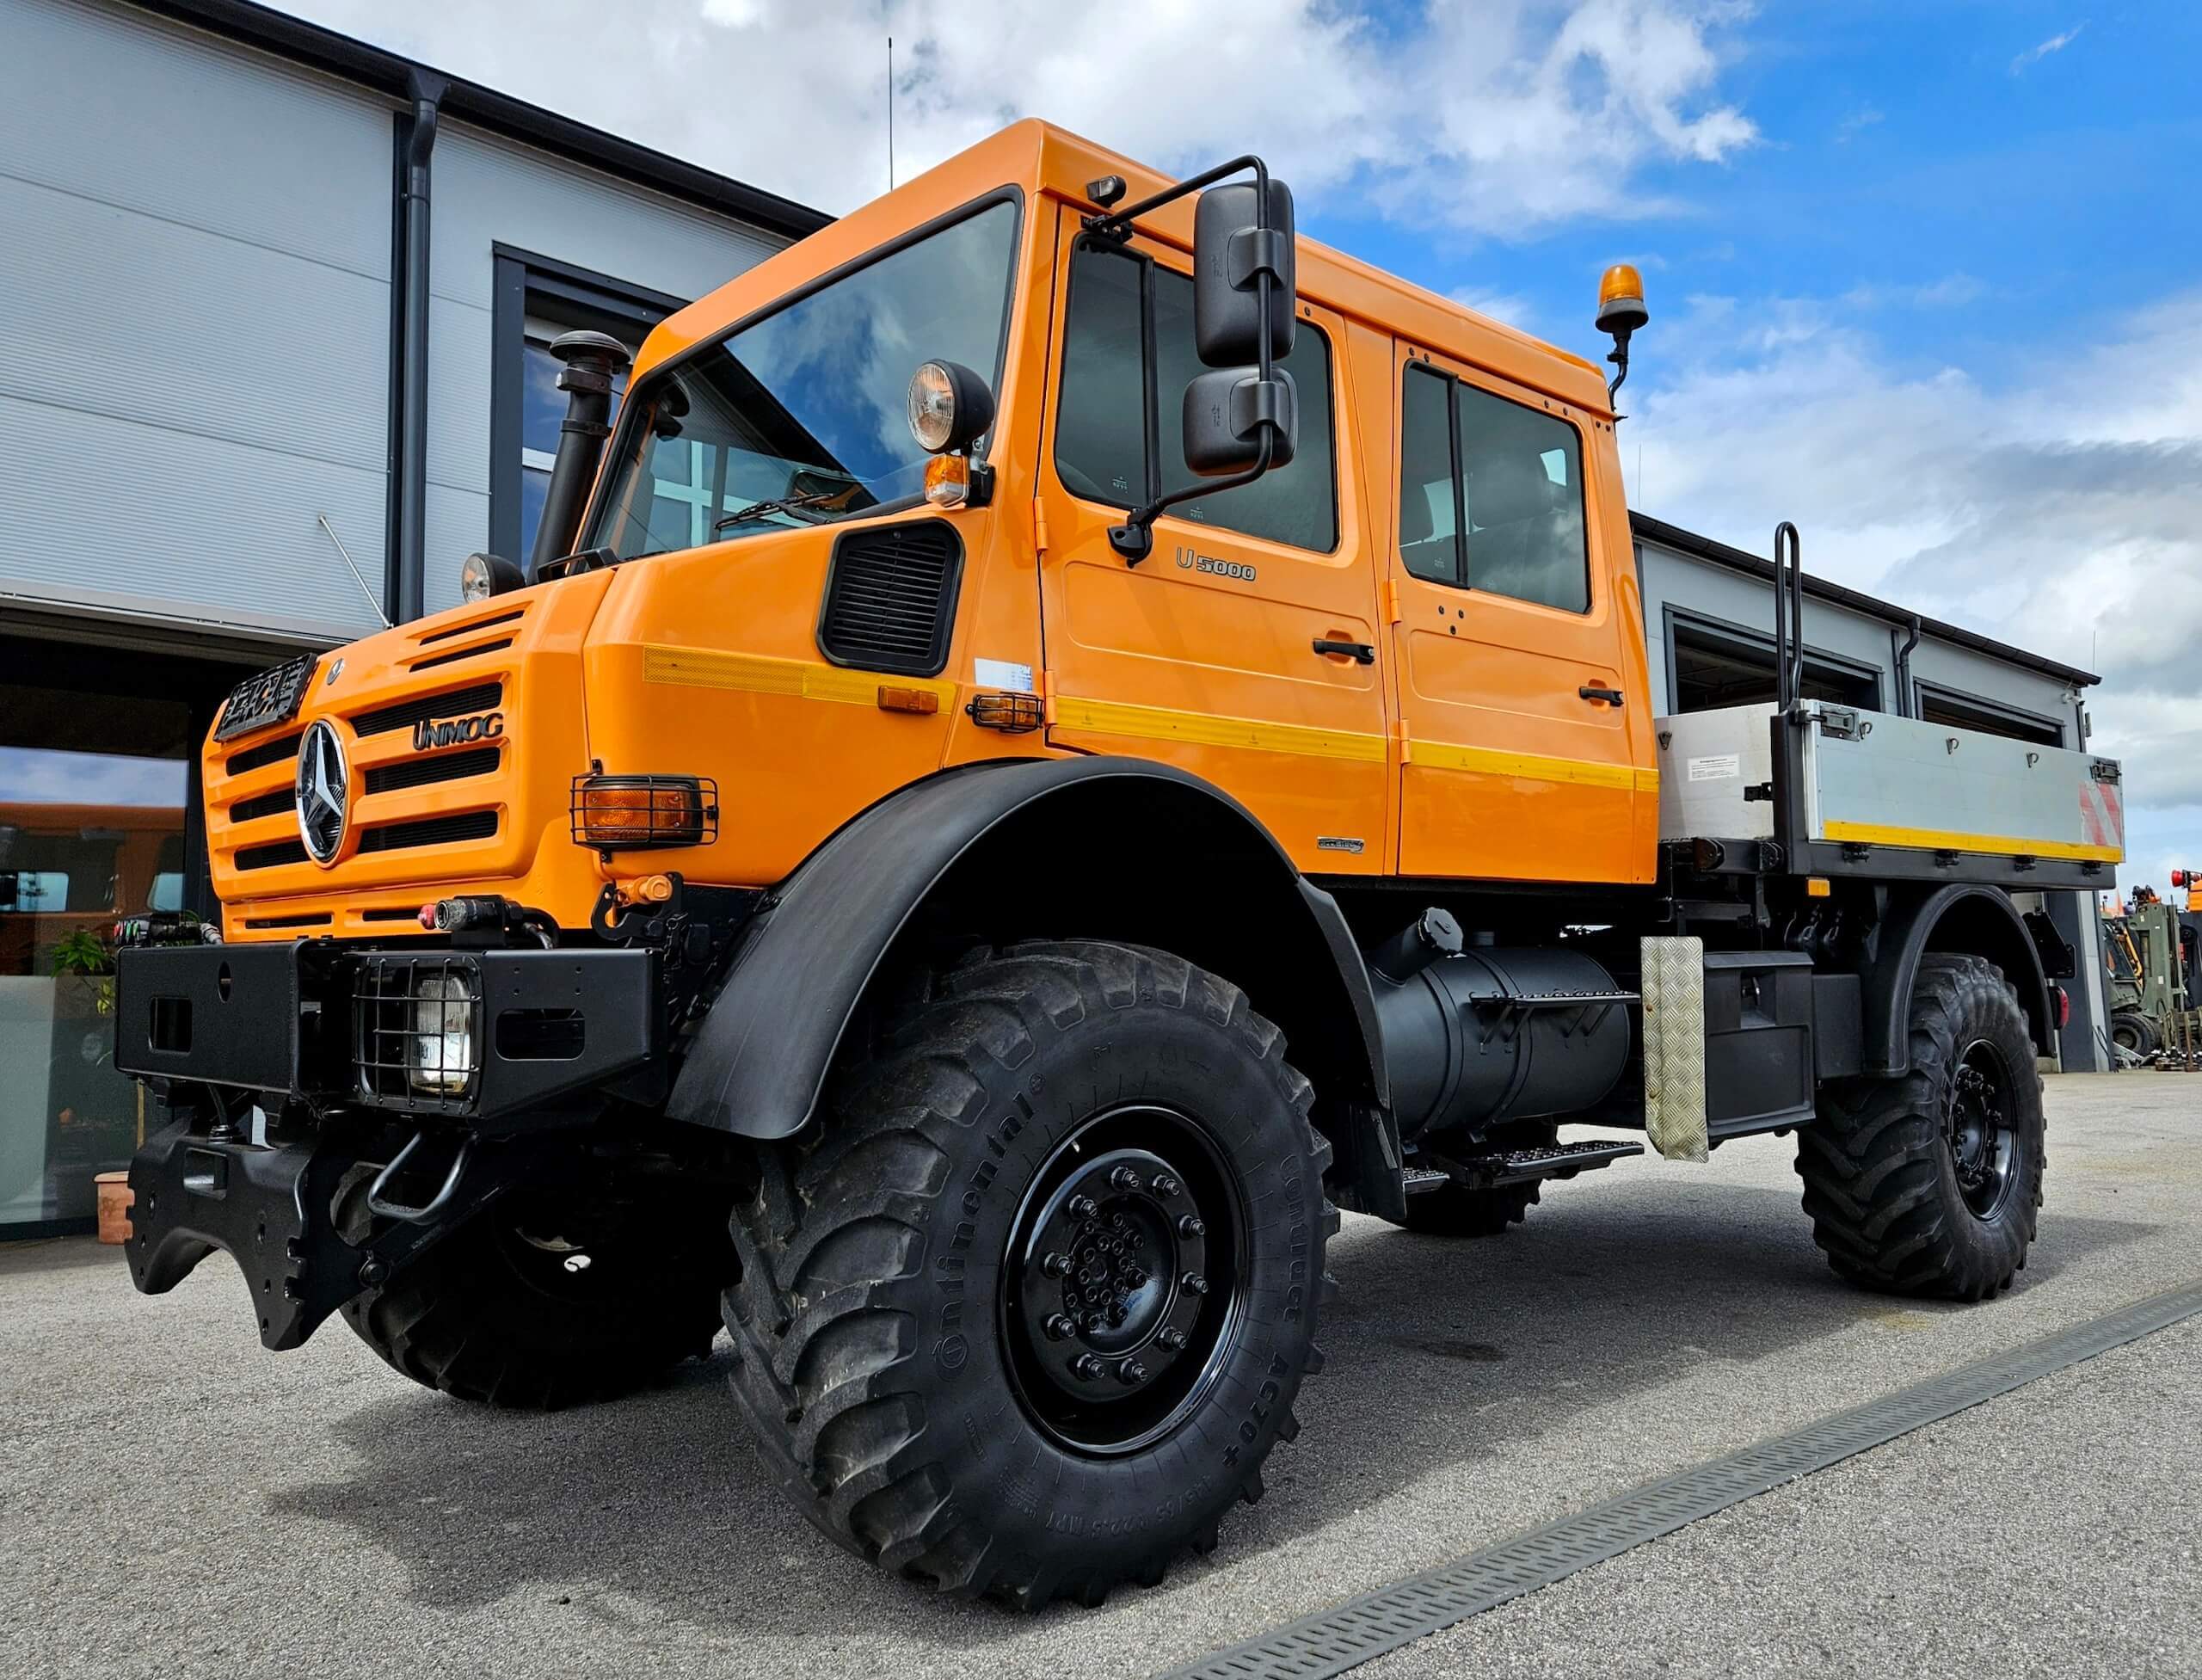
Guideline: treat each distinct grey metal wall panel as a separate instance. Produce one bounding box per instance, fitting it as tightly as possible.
[0,0,393,638]
[1639,537,1895,713]
[419,121,784,615]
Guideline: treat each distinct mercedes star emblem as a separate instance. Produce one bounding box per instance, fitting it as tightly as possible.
[295,718,349,865]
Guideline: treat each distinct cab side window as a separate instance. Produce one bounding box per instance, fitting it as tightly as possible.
[1396,363,1590,613]
[1055,241,1338,553]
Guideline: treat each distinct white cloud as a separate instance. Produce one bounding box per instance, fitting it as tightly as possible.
[274,0,1756,233]
[2012,22,2085,74]
[1627,287,2202,885]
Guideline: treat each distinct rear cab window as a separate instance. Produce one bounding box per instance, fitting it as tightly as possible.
[1397,361,1590,613]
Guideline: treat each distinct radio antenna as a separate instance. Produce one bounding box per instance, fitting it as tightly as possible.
[886,36,895,190]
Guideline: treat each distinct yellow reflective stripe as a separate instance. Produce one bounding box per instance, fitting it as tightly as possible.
[1053,695,1387,763]
[1409,737,1641,792]
[1822,820,2121,865]
[642,645,956,709]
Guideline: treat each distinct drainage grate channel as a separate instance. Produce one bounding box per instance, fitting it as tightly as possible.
[1164,1280,2202,1680]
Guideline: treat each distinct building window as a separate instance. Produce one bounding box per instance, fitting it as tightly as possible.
[1396,362,1590,612]
[1054,239,1338,554]
[1915,686,2064,747]
[1667,612,1881,712]
[492,249,688,566]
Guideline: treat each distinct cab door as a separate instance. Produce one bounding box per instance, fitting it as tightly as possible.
[1034,211,1390,874]
[1387,344,1650,883]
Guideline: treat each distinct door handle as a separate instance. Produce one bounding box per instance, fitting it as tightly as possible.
[1314,638,1375,665]
[1579,685,1624,706]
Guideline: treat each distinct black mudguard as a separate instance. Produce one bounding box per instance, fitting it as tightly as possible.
[666,756,1387,1139]
[1861,883,2053,1075]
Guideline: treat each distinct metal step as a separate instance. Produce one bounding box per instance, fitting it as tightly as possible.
[1457,1138,1645,1187]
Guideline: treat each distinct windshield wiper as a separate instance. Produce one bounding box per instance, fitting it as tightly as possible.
[713,489,844,532]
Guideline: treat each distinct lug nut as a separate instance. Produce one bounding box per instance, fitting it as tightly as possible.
[1043,1251,1071,1277]
[1084,1310,1108,1334]
[1152,1173,1181,1197]
[1178,1215,1206,1239]
[1070,1353,1106,1382]
[1118,1359,1148,1386]
[1158,1326,1189,1351]
[1182,1271,1209,1296]
[1068,1194,1098,1219]
[1109,1165,1143,1191]
[1044,1314,1077,1341]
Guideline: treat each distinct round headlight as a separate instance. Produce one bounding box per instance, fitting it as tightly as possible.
[459,551,524,602]
[905,360,995,456]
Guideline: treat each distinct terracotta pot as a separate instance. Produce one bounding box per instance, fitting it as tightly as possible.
[95,1172,134,1245]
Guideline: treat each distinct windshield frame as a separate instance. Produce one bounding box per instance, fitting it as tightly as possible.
[580,186,1025,557]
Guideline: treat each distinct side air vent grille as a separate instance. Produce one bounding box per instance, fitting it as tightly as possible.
[237,839,309,871]
[416,608,523,647]
[230,788,294,825]
[353,682,502,739]
[364,746,500,796]
[227,732,301,776]
[356,809,499,853]
[815,520,963,677]
[409,637,514,673]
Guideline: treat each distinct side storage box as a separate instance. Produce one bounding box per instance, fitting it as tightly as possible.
[1703,951,1815,1140]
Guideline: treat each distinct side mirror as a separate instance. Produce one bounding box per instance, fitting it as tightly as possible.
[1183,367,1297,477]
[1192,179,1296,367]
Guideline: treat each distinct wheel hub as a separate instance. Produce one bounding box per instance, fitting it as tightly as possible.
[1018,1148,1209,1400]
[1945,1040,2018,1220]
[1001,1105,1244,1455]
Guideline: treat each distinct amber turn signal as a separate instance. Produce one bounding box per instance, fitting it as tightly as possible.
[569,774,719,850]
[924,453,971,508]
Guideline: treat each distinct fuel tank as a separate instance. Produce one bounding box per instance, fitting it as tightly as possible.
[1371,912,1632,1136]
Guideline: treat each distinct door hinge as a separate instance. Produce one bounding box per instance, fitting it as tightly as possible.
[1393,719,1413,764]
[1382,578,1403,625]
[1032,500,1049,557]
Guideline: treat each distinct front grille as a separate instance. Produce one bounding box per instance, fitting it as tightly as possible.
[354,954,480,1105]
[409,637,514,673]
[364,746,500,796]
[227,732,301,776]
[356,809,499,853]
[237,839,309,871]
[816,520,963,676]
[230,788,294,824]
[353,682,503,739]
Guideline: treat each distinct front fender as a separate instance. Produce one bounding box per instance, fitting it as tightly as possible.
[666,756,1386,1138]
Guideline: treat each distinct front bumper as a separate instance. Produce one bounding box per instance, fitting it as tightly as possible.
[114,940,664,1121]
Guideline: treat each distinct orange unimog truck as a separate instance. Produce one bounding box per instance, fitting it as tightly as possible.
[114,122,2119,1607]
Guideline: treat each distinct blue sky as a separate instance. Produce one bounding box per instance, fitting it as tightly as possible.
[283,0,2202,889]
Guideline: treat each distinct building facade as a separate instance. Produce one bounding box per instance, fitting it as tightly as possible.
[0,0,2112,1240]
[0,0,821,1234]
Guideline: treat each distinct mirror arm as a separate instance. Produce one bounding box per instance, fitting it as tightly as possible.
[1084,151,1265,238]
[1108,431,1274,565]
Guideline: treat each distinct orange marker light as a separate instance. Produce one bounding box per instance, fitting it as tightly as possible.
[876,685,940,715]
[1805,877,1831,898]
[924,453,971,508]
[1596,263,1649,334]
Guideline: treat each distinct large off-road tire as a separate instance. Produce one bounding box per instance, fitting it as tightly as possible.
[335,1176,729,1408]
[1399,1122,1552,1237]
[1402,1178,1541,1236]
[1796,954,2045,1300]
[720,940,1336,1609]
[2110,1010,2158,1059]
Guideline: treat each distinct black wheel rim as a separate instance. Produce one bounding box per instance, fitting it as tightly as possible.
[1945,1038,2021,1221]
[1000,1103,1246,1456]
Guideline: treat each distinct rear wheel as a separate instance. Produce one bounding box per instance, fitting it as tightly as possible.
[1796,955,2045,1300]
[2110,1010,2158,1059]
[335,1173,730,1408]
[1399,1123,1553,1237]
[719,940,1335,1608]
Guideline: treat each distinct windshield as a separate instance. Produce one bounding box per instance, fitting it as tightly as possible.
[587,198,1020,558]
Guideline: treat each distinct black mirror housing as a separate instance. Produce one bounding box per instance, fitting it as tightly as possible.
[1193,179,1295,368]
[1183,366,1297,477]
